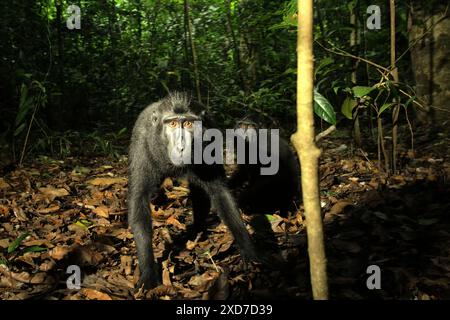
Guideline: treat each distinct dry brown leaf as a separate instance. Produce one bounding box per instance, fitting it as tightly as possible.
[162,259,172,286]
[81,288,113,300]
[93,205,110,218]
[188,271,218,291]
[11,202,28,221]
[327,201,353,216]
[73,246,103,266]
[110,228,133,240]
[188,274,209,287]
[39,259,57,272]
[30,272,47,284]
[0,178,11,190]
[39,187,69,199]
[39,187,69,197]
[186,240,197,250]
[0,238,10,248]
[120,255,133,275]
[10,271,31,283]
[166,215,186,230]
[49,245,73,260]
[37,205,60,214]
[87,177,127,186]
[23,239,54,248]
[161,178,173,189]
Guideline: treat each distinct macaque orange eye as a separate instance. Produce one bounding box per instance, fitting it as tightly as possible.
[183,121,193,128]
[168,120,178,128]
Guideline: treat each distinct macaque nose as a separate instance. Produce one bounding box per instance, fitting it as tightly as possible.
[176,144,184,153]
[175,138,185,153]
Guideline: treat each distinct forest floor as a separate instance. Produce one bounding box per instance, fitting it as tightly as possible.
[0,130,449,300]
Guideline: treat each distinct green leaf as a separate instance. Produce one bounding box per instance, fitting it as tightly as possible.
[341,97,358,119]
[7,232,30,253]
[23,246,48,253]
[333,86,340,95]
[386,80,399,97]
[314,90,336,125]
[14,123,26,137]
[117,127,127,136]
[315,57,334,78]
[352,86,375,98]
[404,96,416,108]
[15,99,32,126]
[75,219,94,229]
[19,84,28,110]
[378,102,396,116]
[265,214,277,222]
[15,85,33,126]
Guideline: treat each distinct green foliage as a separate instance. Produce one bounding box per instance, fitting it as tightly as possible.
[23,246,48,253]
[7,232,30,253]
[314,90,336,125]
[341,97,358,120]
[0,0,417,160]
[352,86,375,98]
[14,84,33,137]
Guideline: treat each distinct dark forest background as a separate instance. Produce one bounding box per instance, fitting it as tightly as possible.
[1,0,448,164]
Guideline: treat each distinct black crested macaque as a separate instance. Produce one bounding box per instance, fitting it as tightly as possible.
[128,92,258,289]
[229,119,301,216]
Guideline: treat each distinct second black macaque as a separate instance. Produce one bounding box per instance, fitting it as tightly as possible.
[228,118,301,216]
[127,92,258,289]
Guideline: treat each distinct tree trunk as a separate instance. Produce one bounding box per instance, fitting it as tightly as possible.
[184,0,202,103]
[291,0,328,300]
[408,2,450,131]
[224,0,246,90]
[390,0,400,173]
[55,0,65,127]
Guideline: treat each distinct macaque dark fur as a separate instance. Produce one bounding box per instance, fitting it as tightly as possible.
[127,92,258,289]
[229,119,301,216]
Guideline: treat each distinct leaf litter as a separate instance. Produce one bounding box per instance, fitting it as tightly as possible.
[0,132,449,300]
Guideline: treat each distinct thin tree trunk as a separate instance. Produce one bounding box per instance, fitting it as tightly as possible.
[350,6,361,147]
[291,0,328,300]
[184,0,201,103]
[55,0,64,126]
[390,0,400,173]
[378,117,390,171]
[224,0,245,90]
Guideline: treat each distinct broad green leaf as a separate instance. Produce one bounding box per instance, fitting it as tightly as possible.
[341,97,358,119]
[314,90,336,125]
[7,232,30,253]
[352,86,374,98]
[23,246,48,253]
[378,102,396,116]
[265,214,277,222]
